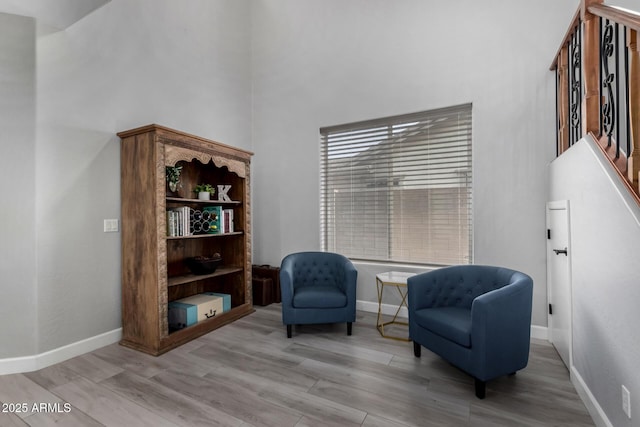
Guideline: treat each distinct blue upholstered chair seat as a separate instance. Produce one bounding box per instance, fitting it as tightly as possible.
[280,252,357,338]
[408,265,533,399]
[413,307,472,348]
[293,286,347,308]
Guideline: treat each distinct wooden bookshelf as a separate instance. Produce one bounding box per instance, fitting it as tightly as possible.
[118,124,253,356]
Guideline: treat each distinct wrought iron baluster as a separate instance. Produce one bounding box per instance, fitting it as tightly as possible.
[601,19,616,147]
[599,17,603,136]
[569,24,582,145]
[578,21,583,141]
[615,23,620,158]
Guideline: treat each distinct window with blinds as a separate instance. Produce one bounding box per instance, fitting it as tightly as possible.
[320,104,472,265]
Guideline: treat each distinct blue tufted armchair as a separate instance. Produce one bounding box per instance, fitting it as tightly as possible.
[279,252,357,338]
[408,265,533,399]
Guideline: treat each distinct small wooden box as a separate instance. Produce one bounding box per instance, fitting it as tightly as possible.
[252,277,273,306]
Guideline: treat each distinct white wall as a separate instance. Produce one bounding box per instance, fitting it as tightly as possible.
[0,13,37,358]
[0,0,252,359]
[550,137,640,427]
[250,0,577,326]
[34,0,252,354]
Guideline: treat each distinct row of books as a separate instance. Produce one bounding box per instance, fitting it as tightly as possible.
[167,206,191,237]
[166,206,235,237]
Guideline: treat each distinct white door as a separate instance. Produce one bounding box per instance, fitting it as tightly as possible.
[546,200,572,370]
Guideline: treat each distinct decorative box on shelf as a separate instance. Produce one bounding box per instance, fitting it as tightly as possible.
[202,206,222,234]
[168,293,225,331]
[204,292,231,313]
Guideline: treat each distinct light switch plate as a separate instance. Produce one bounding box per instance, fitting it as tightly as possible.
[103,219,119,232]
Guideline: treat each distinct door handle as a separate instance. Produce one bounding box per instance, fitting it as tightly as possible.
[553,247,568,256]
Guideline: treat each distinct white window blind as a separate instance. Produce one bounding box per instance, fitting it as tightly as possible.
[320,104,472,265]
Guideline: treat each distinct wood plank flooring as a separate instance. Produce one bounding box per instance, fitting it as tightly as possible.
[0,305,594,426]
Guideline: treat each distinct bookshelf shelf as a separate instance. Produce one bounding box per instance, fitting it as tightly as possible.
[166,231,243,240]
[166,197,241,206]
[161,304,253,349]
[118,124,253,356]
[168,266,243,287]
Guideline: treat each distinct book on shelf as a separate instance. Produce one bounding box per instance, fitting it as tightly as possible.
[222,209,234,233]
[166,206,192,237]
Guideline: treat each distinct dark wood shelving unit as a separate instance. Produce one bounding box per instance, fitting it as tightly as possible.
[118,124,253,356]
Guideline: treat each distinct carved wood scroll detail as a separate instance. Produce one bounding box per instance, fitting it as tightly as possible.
[156,141,169,339]
[165,145,246,178]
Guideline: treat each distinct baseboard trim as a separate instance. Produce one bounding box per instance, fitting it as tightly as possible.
[571,366,613,427]
[530,325,548,340]
[0,328,122,375]
[357,300,549,341]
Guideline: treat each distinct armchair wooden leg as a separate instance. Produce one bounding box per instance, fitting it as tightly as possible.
[474,378,486,399]
[347,322,352,336]
[286,324,292,338]
[413,342,421,358]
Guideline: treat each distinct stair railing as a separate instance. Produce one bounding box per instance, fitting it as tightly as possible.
[551,0,640,203]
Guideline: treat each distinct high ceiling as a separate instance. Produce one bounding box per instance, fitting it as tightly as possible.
[0,0,109,31]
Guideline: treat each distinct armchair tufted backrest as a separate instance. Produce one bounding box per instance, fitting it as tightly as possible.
[283,252,350,291]
[409,265,523,309]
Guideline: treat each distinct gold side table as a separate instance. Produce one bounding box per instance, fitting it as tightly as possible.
[376,271,416,341]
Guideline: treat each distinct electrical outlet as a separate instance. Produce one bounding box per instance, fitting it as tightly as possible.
[103,219,119,233]
[622,385,631,419]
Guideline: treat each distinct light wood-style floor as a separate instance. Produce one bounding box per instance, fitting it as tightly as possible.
[0,305,594,427]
